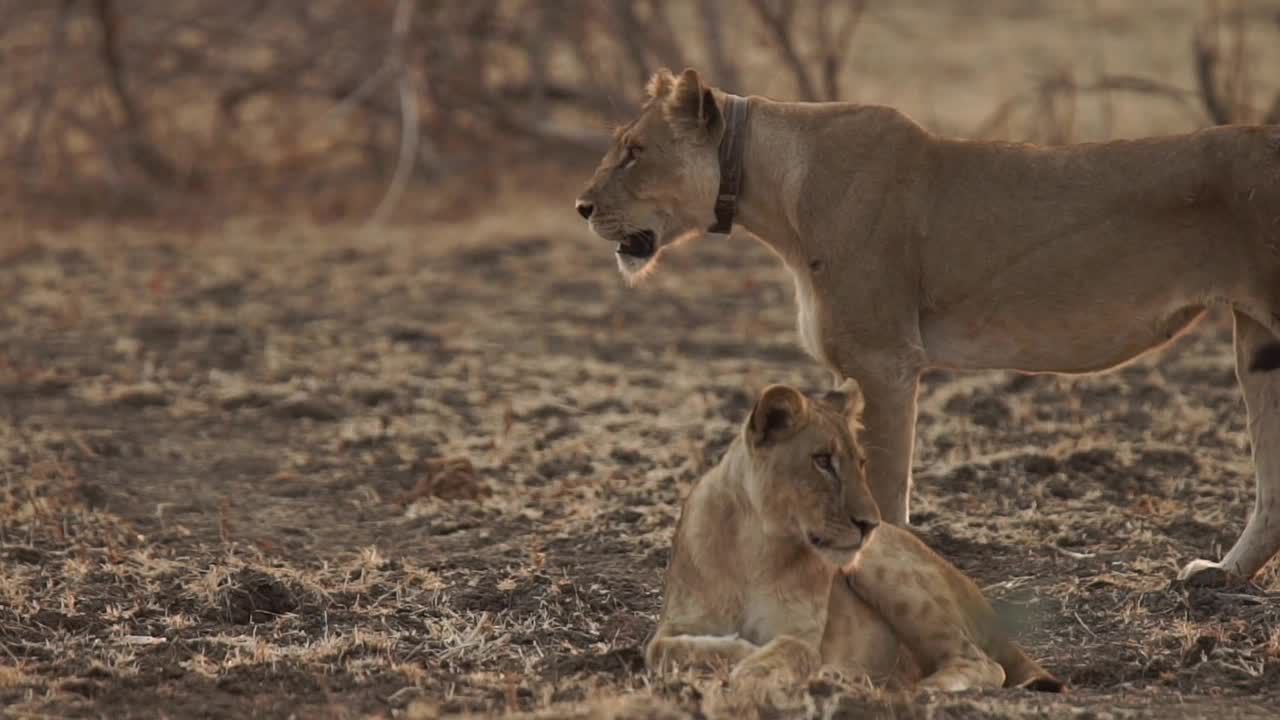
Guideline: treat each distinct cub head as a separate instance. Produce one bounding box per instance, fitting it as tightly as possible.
[741,383,881,571]
[574,68,725,281]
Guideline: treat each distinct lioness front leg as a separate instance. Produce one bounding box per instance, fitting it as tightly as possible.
[646,633,759,674]
[1181,310,1280,585]
[847,367,921,526]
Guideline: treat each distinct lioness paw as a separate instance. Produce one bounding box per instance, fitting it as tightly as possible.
[1176,559,1240,587]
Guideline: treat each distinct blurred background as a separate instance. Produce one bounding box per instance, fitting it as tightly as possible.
[3,0,1279,225]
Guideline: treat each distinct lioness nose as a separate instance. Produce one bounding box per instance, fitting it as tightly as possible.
[853,517,879,537]
[575,200,594,220]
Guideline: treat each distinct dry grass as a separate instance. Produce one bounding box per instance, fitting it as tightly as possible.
[2,197,1280,719]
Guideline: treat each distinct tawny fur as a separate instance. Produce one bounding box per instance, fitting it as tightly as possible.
[647,383,1062,693]
[578,68,1280,586]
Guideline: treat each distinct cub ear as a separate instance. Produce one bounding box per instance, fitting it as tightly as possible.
[664,68,722,138]
[748,384,807,447]
[819,378,866,428]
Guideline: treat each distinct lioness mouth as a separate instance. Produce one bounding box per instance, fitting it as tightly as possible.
[810,534,860,553]
[617,230,656,259]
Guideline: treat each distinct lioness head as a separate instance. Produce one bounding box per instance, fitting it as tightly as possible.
[741,383,881,570]
[574,68,725,280]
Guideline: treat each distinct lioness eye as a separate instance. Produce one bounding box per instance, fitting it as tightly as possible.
[621,145,642,168]
[812,453,834,472]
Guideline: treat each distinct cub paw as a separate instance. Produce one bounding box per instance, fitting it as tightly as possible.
[729,659,786,686]
[915,673,972,693]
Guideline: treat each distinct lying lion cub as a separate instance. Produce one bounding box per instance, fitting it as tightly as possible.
[647,383,1062,693]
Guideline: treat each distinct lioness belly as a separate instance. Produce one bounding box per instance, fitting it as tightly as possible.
[920,290,1209,374]
[911,125,1276,373]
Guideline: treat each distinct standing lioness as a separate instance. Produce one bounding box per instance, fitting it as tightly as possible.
[576,68,1280,586]
[649,382,1062,693]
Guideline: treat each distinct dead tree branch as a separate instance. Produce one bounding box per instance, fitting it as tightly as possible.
[1193,25,1233,124]
[522,0,552,124]
[697,0,740,91]
[18,0,75,179]
[367,0,420,227]
[608,0,654,87]
[642,1,688,73]
[814,0,865,101]
[1191,11,1280,126]
[93,0,181,184]
[747,0,820,101]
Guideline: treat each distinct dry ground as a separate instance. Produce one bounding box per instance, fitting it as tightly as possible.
[3,200,1280,719]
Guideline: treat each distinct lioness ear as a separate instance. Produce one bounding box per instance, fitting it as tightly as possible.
[646,68,676,99]
[665,68,722,138]
[748,385,807,447]
[820,379,866,427]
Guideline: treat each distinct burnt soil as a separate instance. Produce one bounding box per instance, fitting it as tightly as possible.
[3,207,1279,719]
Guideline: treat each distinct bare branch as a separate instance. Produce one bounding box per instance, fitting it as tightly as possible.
[314,63,396,129]
[747,0,820,101]
[642,1,689,73]
[93,0,181,184]
[367,0,419,227]
[18,0,75,179]
[522,0,551,124]
[559,5,634,116]
[219,55,327,123]
[814,0,865,101]
[973,72,1205,141]
[608,0,653,87]
[697,0,740,91]
[1193,19,1234,125]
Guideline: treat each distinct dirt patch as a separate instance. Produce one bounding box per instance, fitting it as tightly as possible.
[213,569,304,624]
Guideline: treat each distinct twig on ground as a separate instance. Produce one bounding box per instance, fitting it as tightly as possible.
[1053,545,1096,560]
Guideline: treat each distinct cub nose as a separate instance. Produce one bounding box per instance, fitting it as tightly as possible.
[852,517,879,538]
[575,200,594,220]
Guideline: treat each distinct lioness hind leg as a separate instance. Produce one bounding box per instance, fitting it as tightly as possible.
[1180,310,1280,585]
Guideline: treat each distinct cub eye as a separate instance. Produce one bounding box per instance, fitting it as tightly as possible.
[812,452,834,472]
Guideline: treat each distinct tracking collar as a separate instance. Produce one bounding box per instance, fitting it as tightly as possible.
[708,94,750,235]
